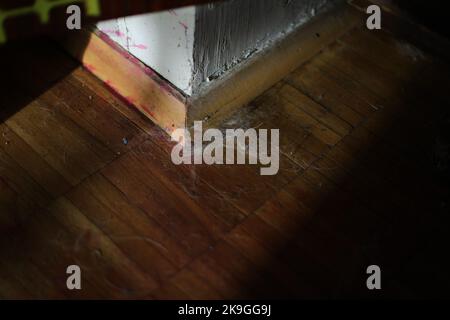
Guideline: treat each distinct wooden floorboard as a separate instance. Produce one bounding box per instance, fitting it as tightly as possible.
[1,3,450,299]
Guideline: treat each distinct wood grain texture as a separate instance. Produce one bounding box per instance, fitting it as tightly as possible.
[1,1,450,299]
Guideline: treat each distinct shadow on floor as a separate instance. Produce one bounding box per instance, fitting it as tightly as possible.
[215,41,450,299]
[1,6,450,299]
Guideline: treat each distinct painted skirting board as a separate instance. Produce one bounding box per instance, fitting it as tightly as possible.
[65,2,361,136]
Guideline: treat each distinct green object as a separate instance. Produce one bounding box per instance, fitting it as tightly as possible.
[0,0,101,43]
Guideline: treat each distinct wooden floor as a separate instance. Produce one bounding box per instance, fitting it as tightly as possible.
[1,4,450,299]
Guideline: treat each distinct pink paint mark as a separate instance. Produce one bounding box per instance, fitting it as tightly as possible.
[178,21,188,30]
[84,63,96,72]
[140,104,157,119]
[97,31,112,43]
[159,82,173,93]
[124,96,136,105]
[103,81,139,108]
[105,80,119,93]
[130,44,148,50]
[142,67,156,77]
[103,29,127,38]
[103,29,147,50]
[169,10,178,16]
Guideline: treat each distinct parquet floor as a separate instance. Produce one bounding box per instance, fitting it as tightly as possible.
[1,3,450,299]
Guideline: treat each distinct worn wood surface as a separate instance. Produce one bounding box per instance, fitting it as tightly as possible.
[0,2,450,299]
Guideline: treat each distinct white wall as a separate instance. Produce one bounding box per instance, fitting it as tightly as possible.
[97,6,196,95]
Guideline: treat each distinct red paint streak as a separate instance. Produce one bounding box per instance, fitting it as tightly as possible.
[178,21,188,30]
